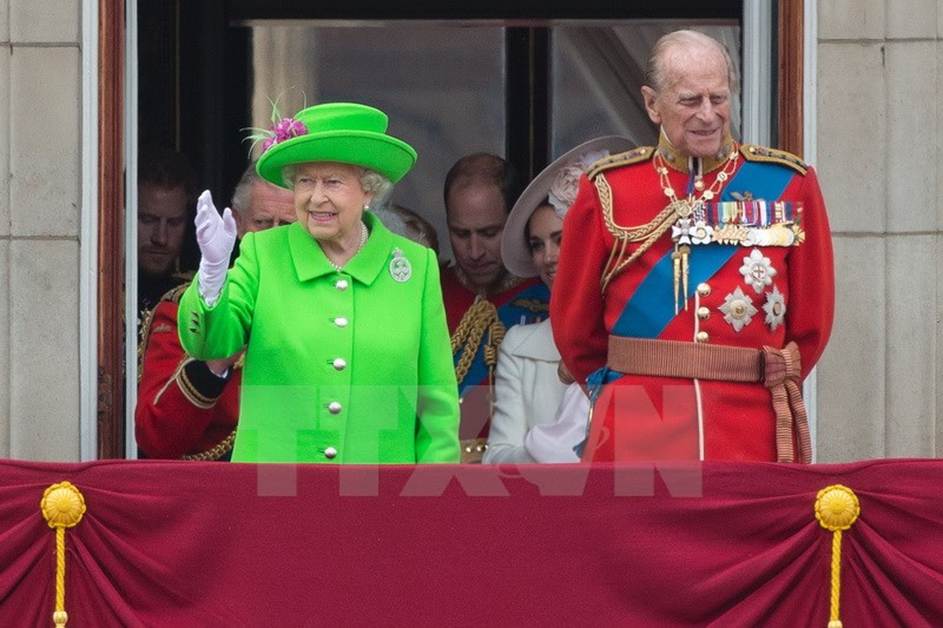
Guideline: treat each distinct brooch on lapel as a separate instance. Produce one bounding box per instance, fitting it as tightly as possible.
[389,248,412,283]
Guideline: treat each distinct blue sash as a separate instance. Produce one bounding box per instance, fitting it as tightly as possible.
[612,160,796,338]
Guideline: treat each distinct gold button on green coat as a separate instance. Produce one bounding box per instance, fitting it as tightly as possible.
[178,212,460,463]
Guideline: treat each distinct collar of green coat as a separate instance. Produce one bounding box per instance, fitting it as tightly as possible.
[287,211,394,285]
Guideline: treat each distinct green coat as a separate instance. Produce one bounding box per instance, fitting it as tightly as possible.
[178,212,460,463]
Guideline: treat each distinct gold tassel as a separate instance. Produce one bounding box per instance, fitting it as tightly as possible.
[814,485,860,628]
[41,482,87,627]
[671,245,692,313]
[680,245,690,311]
[672,246,681,315]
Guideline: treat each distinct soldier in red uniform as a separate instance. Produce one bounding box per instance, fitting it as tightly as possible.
[441,153,550,461]
[552,30,834,463]
[135,165,296,459]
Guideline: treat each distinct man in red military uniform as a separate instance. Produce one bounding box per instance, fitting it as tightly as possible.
[135,165,296,459]
[442,153,549,461]
[552,30,834,463]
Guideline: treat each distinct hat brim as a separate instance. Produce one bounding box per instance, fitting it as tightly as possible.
[502,136,637,278]
[256,130,418,188]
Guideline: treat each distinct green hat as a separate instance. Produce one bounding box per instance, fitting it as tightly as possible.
[255,102,417,188]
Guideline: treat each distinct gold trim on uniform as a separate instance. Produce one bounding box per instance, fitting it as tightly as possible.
[137,283,191,384]
[585,146,654,179]
[711,225,751,245]
[594,137,740,295]
[511,298,550,314]
[180,429,237,461]
[740,144,807,175]
[176,359,221,410]
[450,297,506,388]
[656,129,737,175]
[595,172,678,293]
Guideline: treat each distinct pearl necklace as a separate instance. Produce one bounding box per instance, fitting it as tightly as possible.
[327,221,368,271]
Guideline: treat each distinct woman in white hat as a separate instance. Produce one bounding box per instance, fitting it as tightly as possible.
[483,136,635,463]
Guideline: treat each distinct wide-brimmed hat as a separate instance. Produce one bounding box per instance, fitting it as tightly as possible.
[501,135,635,278]
[255,102,417,188]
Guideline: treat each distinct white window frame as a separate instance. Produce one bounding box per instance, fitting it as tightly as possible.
[125,0,140,459]
[80,0,99,461]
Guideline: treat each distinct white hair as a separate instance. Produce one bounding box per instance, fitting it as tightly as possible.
[645,29,738,95]
[230,163,261,213]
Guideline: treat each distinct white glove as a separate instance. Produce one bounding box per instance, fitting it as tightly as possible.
[194,189,237,306]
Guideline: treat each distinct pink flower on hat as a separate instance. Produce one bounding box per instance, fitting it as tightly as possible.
[259,117,308,153]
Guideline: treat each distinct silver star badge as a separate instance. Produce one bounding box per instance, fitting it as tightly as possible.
[763,285,787,330]
[389,248,412,283]
[739,248,777,293]
[719,287,757,332]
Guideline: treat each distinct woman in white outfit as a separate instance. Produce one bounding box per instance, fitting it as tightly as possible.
[483,136,634,464]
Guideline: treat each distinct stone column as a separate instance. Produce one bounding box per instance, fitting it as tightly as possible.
[2,0,82,460]
[815,0,942,460]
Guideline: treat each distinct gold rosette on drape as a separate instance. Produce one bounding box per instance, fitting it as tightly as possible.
[814,484,860,628]
[40,482,87,628]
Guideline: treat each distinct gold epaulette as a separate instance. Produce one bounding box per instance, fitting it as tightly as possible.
[160,283,190,305]
[740,144,807,175]
[586,146,654,179]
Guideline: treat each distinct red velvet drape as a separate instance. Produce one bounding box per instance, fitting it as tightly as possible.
[0,459,940,626]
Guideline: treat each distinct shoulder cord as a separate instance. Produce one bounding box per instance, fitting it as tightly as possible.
[451,296,506,387]
[596,173,677,293]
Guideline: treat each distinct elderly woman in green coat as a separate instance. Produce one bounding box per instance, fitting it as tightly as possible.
[178,102,460,463]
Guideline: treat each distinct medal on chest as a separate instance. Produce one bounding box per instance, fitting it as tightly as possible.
[656,149,739,313]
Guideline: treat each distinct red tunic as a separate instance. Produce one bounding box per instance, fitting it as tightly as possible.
[552,143,834,462]
[441,266,548,442]
[135,286,240,459]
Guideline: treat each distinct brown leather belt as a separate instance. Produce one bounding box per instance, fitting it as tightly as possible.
[607,336,811,463]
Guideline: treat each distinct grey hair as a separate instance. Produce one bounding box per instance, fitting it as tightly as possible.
[230,163,262,213]
[281,163,392,206]
[360,169,393,207]
[645,29,738,95]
